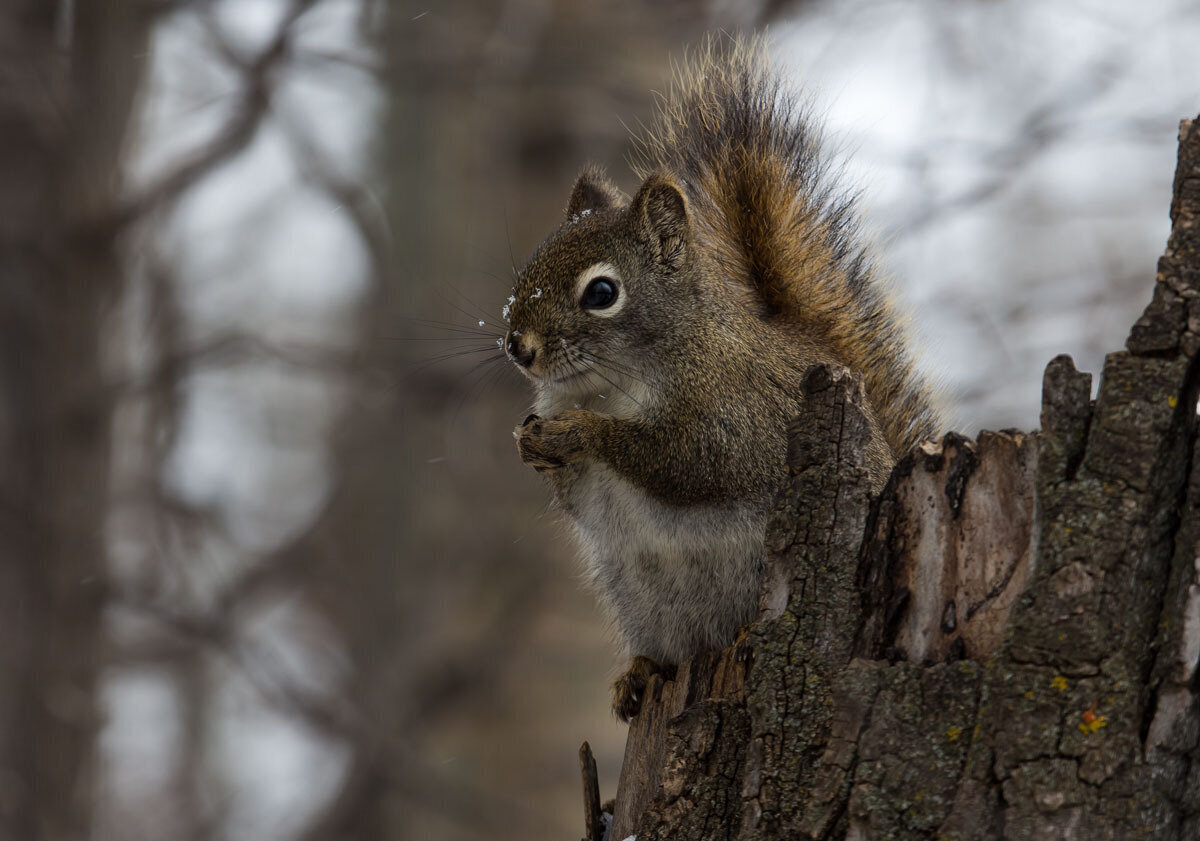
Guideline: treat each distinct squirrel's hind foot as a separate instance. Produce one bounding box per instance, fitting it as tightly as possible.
[611,655,674,722]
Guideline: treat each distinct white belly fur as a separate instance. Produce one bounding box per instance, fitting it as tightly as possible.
[535,373,762,663]
[565,463,765,664]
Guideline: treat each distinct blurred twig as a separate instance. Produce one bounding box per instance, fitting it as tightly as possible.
[102,0,321,233]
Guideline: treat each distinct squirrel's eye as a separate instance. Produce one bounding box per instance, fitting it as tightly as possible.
[580,277,618,310]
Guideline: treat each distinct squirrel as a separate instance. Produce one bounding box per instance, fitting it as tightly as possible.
[503,35,939,721]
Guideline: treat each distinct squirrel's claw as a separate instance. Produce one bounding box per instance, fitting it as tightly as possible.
[611,655,672,722]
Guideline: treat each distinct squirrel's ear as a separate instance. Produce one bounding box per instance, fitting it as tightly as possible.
[567,166,623,219]
[630,175,689,268]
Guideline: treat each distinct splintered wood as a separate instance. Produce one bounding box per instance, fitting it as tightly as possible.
[858,431,1035,665]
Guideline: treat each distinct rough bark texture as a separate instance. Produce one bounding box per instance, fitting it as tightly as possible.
[598,114,1200,840]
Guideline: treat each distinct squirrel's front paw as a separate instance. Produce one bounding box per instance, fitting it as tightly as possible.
[611,655,673,722]
[514,410,591,472]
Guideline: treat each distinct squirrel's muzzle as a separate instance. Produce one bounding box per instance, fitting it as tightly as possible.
[506,330,537,369]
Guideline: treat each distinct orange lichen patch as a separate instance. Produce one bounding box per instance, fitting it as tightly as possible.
[1051,675,1069,691]
[946,726,963,742]
[1078,701,1108,734]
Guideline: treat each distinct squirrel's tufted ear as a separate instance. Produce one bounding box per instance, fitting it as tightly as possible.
[567,166,623,219]
[630,174,690,268]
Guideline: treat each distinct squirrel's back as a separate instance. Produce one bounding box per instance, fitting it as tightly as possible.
[631,35,939,456]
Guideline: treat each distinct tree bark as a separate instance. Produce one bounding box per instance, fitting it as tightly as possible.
[598,113,1200,841]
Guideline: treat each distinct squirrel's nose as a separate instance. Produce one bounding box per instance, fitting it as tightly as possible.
[506,331,536,368]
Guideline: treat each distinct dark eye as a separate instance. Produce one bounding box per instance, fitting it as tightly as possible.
[580,277,618,309]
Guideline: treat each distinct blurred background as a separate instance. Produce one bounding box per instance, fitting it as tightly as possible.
[0,1,1196,839]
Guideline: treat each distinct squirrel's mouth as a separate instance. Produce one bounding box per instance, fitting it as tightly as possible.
[510,358,590,389]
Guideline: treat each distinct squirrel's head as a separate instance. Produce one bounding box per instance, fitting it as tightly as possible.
[503,166,700,402]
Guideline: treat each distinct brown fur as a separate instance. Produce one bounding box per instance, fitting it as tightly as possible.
[630,35,939,454]
[504,35,940,719]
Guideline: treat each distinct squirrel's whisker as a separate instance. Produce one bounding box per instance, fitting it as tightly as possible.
[566,350,648,411]
[404,345,506,382]
[567,344,645,380]
[451,354,509,425]
[430,283,508,333]
[389,316,500,338]
[381,328,499,340]
[456,354,510,396]
[574,350,652,386]
[503,210,519,278]
[573,349,656,395]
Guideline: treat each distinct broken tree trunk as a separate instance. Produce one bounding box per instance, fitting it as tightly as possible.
[591,115,1200,841]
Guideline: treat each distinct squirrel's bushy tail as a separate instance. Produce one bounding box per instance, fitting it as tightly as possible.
[630,35,939,455]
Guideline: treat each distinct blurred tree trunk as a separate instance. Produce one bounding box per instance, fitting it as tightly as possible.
[605,115,1200,841]
[300,5,729,839]
[0,3,148,839]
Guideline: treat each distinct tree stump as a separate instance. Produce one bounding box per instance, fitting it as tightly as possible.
[589,114,1200,841]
